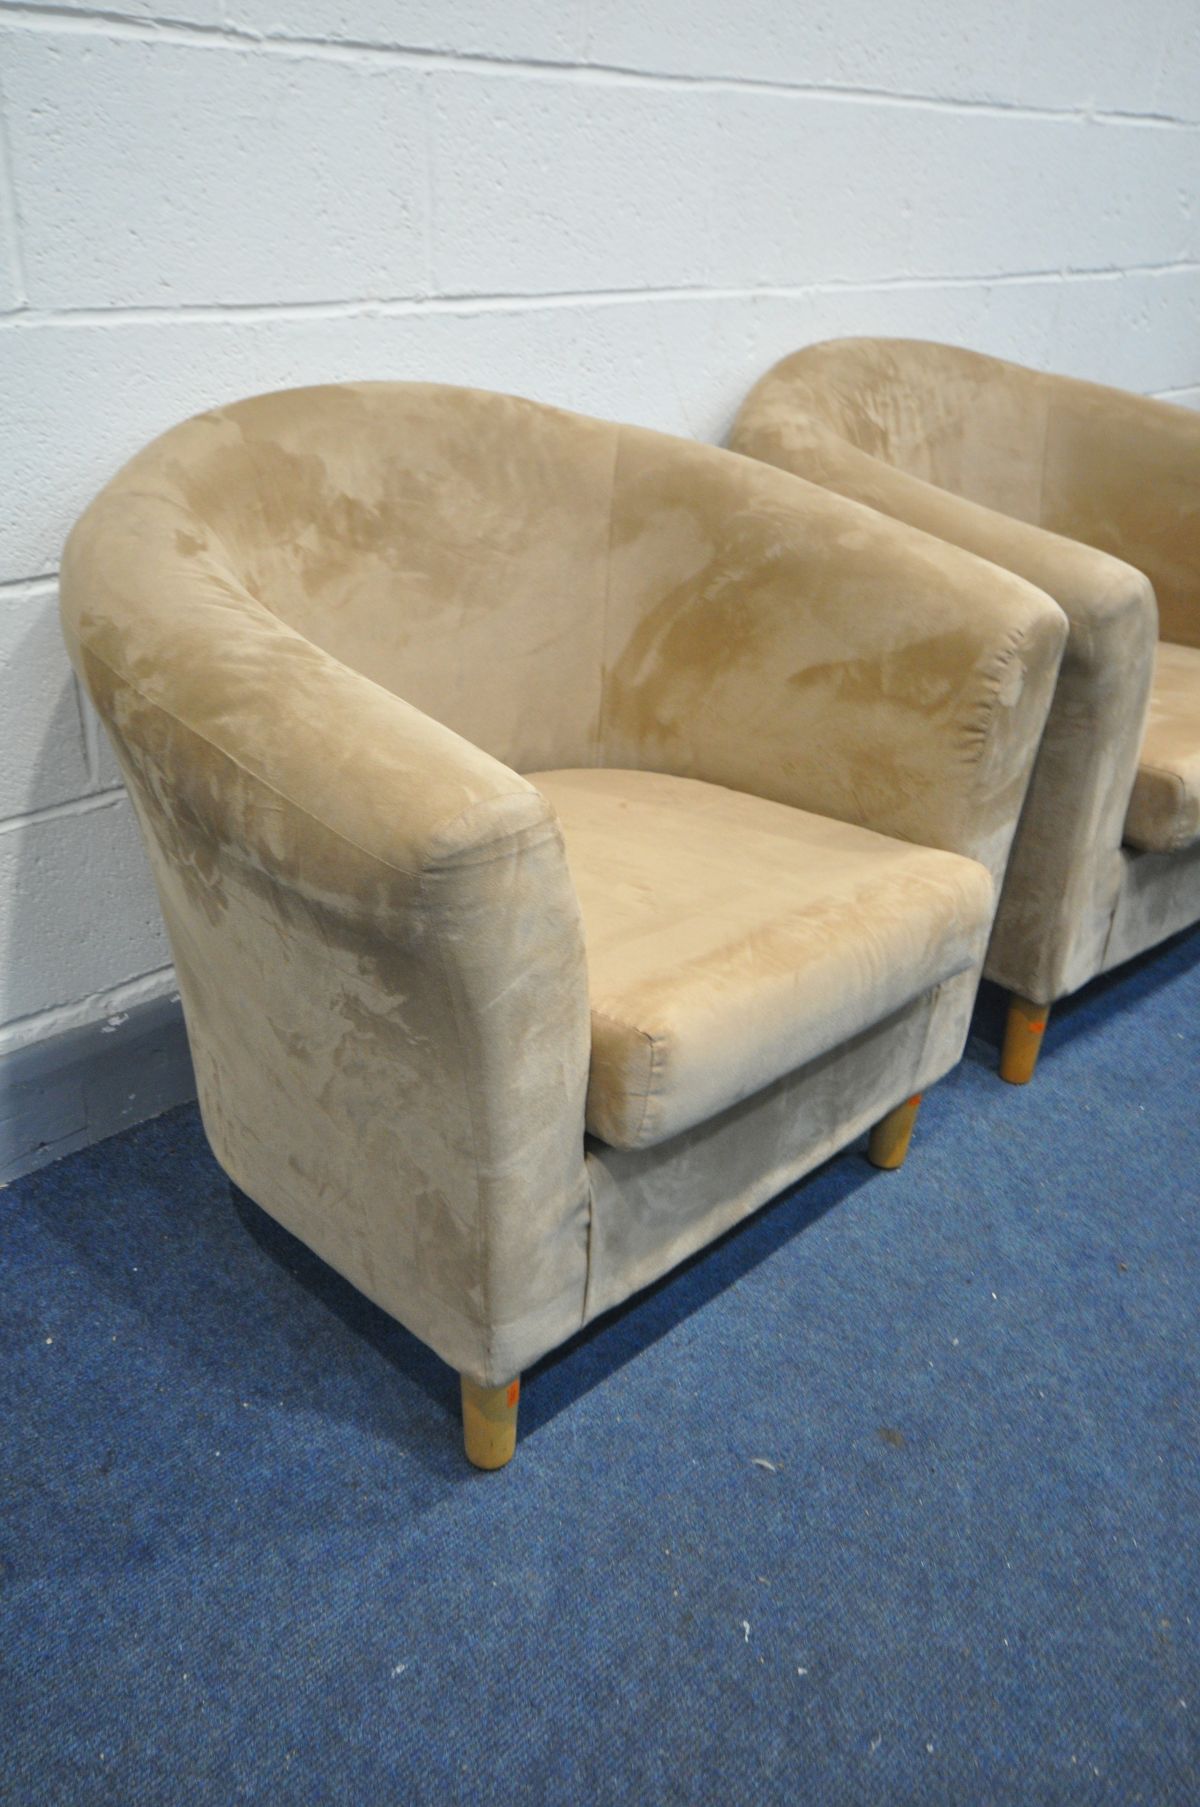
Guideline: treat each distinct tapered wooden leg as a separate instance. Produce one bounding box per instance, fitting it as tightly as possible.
[866,1094,922,1170]
[1000,994,1051,1085]
[460,1374,520,1470]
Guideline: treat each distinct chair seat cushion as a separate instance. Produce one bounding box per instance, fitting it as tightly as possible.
[1124,642,1200,855]
[529,769,994,1152]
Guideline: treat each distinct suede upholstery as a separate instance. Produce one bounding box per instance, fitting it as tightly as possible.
[61,383,1065,1387]
[1125,643,1200,855]
[530,769,994,1151]
[731,339,1200,1005]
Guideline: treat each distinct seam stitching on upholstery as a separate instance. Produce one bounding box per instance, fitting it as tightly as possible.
[424,792,559,868]
[634,1031,666,1148]
[961,616,1037,794]
[1097,845,1129,973]
[595,424,623,769]
[579,1163,599,1332]
[913,979,946,1083]
[1035,378,1052,530]
[418,866,496,1375]
[1125,764,1195,852]
[1133,760,1190,786]
[81,644,551,881]
[590,1003,663,1148]
[408,829,561,871]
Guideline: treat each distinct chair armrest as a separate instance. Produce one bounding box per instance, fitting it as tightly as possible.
[603,430,1067,891]
[1041,381,1200,650]
[62,491,566,889]
[727,406,1157,999]
[62,490,592,1385]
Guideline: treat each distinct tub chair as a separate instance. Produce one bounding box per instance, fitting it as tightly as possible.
[731,340,1200,1084]
[61,384,1065,1467]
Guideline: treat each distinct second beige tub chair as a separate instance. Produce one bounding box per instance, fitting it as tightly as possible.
[61,384,1065,1466]
[732,340,1200,1084]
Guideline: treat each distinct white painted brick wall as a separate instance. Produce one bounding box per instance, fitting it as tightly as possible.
[0,0,1197,1060]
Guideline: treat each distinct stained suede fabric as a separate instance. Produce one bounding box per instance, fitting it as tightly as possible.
[532,768,993,1151]
[1124,643,1200,854]
[731,338,1200,1006]
[61,382,1065,1385]
[1104,838,1200,976]
[602,428,1065,892]
[583,977,975,1322]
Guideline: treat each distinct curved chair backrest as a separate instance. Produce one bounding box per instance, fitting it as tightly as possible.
[735,338,1200,647]
[63,380,1063,882]
[744,339,1051,524]
[732,338,1200,1014]
[77,382,620,775]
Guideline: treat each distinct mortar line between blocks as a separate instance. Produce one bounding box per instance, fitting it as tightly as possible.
[0,5,1197,130]
[2,259,1200,331]
[0,786,125,836]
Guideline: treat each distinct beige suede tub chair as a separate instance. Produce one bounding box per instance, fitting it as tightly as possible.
[61,383,1065,1467]
[732,340,1200,1085]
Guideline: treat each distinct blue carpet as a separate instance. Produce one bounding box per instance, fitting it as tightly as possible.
[3,928,1199,1805]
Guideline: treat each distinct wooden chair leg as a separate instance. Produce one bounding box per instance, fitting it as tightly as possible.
[1000,994,1051,1085]
[460,1374,520,1470]
[866,1094,922,1171]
